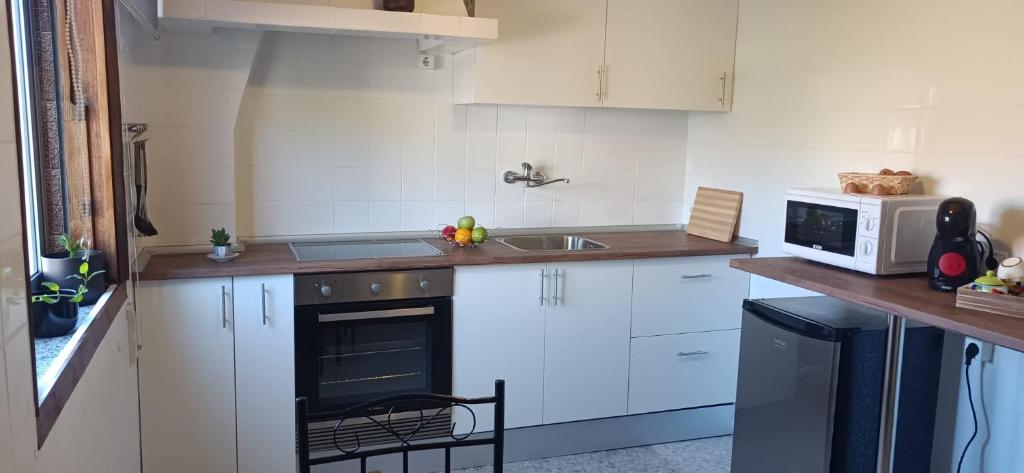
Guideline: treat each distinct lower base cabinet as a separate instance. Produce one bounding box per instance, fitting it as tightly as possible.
[454,256,749,431]
[542,260,633,424]
[453,264,546,433]
[234,275,295,473]
[627,330,741,415]
[138,278,238,473]
[138,275,295,473]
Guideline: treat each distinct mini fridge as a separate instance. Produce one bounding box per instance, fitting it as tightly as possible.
[730,297,944,473]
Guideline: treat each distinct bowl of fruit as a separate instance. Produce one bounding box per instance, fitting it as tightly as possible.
[438,216,489,248]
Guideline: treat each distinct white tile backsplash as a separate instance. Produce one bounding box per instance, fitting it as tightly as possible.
[124,30,689,243]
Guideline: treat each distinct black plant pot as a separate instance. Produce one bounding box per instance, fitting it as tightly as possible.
[40,249,107,306]
[374,0,414,12]
[30,296,79,339]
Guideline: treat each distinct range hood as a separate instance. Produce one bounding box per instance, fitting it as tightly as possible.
[159,0,498,54]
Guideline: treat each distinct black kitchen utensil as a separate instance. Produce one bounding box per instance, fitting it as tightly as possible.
[133,139,158,236]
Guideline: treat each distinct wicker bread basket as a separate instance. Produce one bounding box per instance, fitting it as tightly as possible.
[838,172,918,195]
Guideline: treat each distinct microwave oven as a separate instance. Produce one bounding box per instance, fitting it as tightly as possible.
[783,188,943,275]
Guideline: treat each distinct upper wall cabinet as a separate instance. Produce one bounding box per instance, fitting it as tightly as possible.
[454,0,609,108]
[455,0,738,111]
[603,0,738,111]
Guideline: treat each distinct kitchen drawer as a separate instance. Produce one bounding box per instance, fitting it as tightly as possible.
[631,256,749,337]
[627,330,741,415]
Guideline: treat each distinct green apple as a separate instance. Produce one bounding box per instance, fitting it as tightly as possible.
[471,226,488,244]
[457,215,476,230]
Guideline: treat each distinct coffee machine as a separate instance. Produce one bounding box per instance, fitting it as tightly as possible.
[927,197,995,292]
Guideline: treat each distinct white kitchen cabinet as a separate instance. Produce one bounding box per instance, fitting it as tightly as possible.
[137,278,237,473]
[631,256,750,337]
[603,0,739,111]
[455,0,738,111]
[455,0,607,107]
[233,275,295,473]
[452,264,547,432]
[627,329,741,414]
[543,260,633,424]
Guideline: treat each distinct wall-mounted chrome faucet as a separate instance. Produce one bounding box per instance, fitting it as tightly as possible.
[503,162,570,188]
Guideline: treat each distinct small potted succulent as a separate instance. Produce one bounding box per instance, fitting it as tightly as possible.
[210,228,232,258]
[30,259,105,338]
[40,234,108,305]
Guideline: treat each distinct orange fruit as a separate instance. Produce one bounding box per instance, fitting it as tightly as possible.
[454,228,473,245]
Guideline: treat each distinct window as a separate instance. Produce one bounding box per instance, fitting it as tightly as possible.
[10,0,49,276]
[9,0,130,446]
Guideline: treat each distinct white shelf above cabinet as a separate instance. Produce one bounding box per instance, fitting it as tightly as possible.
[159,0,498,53]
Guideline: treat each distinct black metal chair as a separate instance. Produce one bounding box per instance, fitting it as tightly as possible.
[296,380,505,473]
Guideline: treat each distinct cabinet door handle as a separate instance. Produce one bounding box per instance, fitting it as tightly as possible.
[261,283,268,326]
[221,285,228,329]
[602,64,609,100]
[553,268,561,306]
[595,66,604,102]
[677,350,709,358]
[718,72,728,106]
[681,274,713,280]
[539,269,546,306]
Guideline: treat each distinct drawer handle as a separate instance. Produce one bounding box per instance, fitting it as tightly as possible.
[681,274,712,279]
[677,350,709,358]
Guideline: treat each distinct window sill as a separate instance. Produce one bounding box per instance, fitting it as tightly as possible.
[35,300,103,402]
[34,284,128,448]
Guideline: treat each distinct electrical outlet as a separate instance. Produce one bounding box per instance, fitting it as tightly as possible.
[966,337,994,363]
[417,54,436,70]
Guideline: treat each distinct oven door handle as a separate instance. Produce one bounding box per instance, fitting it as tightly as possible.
[318,306,435,323]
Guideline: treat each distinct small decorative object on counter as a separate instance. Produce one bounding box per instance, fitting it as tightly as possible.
[208,228,238,262]
[373,0,414,12]
[957,277,1024,319]
[435,215,489,248]
[30,259,104,338]
[969,271,1008,295]
[998,257,1024,295]
[838,169,917,195]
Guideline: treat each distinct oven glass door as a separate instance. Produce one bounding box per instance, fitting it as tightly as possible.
[296,298,452,414]
[785,200,859,257]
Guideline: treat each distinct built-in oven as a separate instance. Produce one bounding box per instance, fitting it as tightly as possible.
[294,269,453,453]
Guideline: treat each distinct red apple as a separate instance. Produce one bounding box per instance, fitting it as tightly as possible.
[441,225,457,241]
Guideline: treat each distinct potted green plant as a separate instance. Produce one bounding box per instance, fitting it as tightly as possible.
[210,228,232,258]
[40,235,108,305]
[30,259,104,338]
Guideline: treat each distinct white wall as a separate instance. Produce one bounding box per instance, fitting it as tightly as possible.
[234,32,689,237]
[1,3,141,472]
[116,20,261,247]
[686,0,1024,471]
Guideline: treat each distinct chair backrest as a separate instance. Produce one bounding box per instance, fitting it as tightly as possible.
[296,380,505,473]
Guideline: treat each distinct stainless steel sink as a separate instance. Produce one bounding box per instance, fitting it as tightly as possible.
[496,235,609,251]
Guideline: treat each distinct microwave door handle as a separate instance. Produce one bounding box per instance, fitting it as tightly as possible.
[318,306,435,323]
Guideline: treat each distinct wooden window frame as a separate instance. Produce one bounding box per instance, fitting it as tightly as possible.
[8,0,129,447]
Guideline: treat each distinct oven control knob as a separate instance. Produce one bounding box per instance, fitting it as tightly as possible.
[370,282,383,295]
[419,280,430,291]
[319,284,333,298]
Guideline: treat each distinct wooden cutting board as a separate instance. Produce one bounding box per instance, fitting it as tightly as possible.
[687,187,743,243]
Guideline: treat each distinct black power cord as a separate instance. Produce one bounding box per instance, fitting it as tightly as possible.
[956,343,981,473]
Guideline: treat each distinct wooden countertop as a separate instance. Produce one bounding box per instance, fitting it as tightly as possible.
[731,257,1024,352]
[138,230,757,281]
